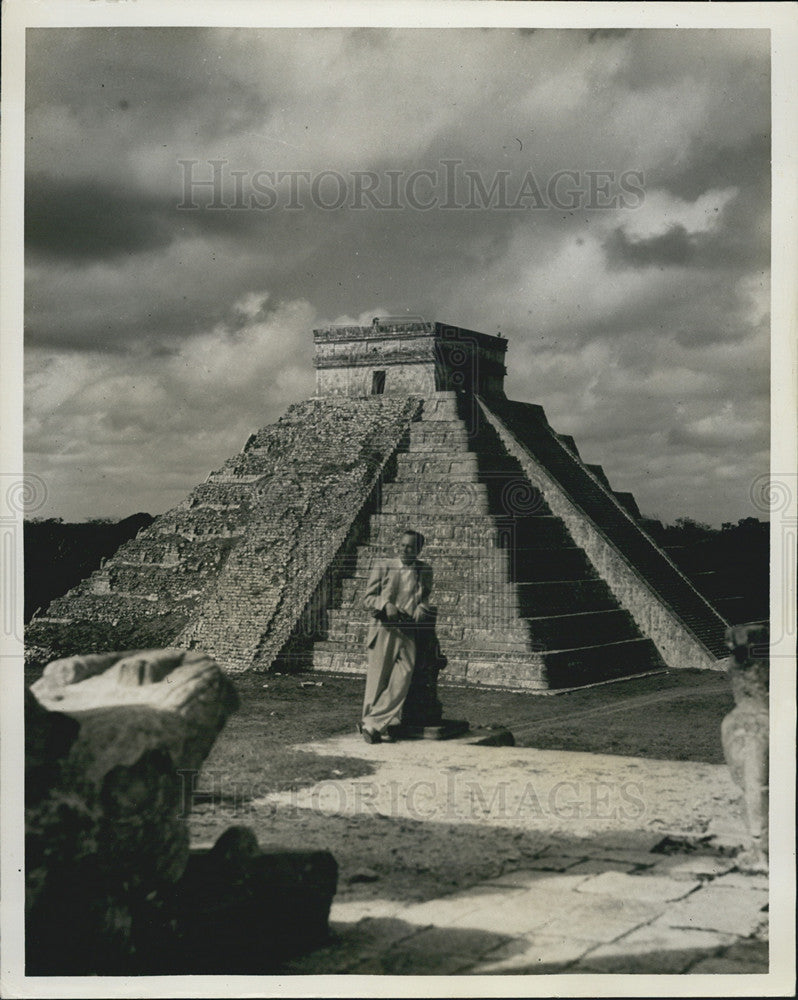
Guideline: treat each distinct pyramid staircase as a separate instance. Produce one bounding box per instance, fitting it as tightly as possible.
[312,391,668,690]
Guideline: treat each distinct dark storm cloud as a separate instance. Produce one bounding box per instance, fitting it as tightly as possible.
[654,132,771,204]
[25,170,284,264]
[25,174,175,261]
[604,224,696,269]
[26,27,273,141]
[609,28,769,94]
[25,173,529,350]
[646,134,771,274]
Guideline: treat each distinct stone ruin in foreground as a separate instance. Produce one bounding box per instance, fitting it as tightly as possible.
[27,319,730,689]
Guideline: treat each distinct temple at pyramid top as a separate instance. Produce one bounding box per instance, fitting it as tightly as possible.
[313,318,508,397]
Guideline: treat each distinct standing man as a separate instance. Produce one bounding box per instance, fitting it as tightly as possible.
[360,529,433,743]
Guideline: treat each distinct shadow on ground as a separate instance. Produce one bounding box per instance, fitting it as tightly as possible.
[190,799,767,976]
[283,917,767,975]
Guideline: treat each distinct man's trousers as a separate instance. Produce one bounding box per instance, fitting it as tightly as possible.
[361,624,416,732]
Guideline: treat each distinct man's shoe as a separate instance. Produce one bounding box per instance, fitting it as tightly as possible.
[381,730,397,743]
[362,727,381,744]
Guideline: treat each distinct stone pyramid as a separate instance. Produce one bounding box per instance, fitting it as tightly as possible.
[28,319,729,689]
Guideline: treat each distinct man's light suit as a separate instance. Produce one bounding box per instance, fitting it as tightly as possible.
[361,556,433,733]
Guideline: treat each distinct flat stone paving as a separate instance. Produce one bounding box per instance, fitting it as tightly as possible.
[251,734,769,975]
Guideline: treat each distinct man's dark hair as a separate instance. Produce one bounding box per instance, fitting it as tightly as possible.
[401,529,425,550]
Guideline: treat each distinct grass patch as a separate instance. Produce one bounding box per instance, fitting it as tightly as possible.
[438,667,733,764]
[191,674,376,809]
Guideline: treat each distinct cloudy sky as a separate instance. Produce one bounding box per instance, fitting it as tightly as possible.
[23,27,770,525]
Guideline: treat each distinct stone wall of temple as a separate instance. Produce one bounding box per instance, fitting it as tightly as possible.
[312,321,507,397]
[316,362,437,397]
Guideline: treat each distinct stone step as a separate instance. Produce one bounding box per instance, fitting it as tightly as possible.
[395,451,479,483]
[394,453,481,477]
[369,514,573,562]
[525,608,642,646]
[337,577,615,615]
[418,394,464,421]
[378,496,492,516]
[401,436,506,457]
[368,515,498,543]
[328,606,643,648]
[541,637,665,688]
[312,646,549,689]
[353,549,509,578]
[312,636,664,690]
[396,461,538,483]
[514,580,619,615]
[368,513,574,547]
[378,482,491,516]
[352,544,593,583]
[661,545,726,575]
[355,540,514,563]
[323,627,534,657]
[686,570,730,598]
[713,595,748,623]
[358,530,573,551]
[339,576,519,607]
[505,547,597,582]
[407,426,477,449]
[408,419,474,435]
[380,480,488,498]
[411,418,469,432]
[385,472,550,518]
[380,492,493,519]
[414,408,493,435]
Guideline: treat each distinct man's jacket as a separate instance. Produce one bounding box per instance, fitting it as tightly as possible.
[362,557,433,650]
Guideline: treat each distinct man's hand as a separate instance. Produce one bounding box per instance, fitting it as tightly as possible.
[383,602,400,621]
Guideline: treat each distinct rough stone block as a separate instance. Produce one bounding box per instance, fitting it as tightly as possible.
[26,648,239,975]
[142,834,338,974]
